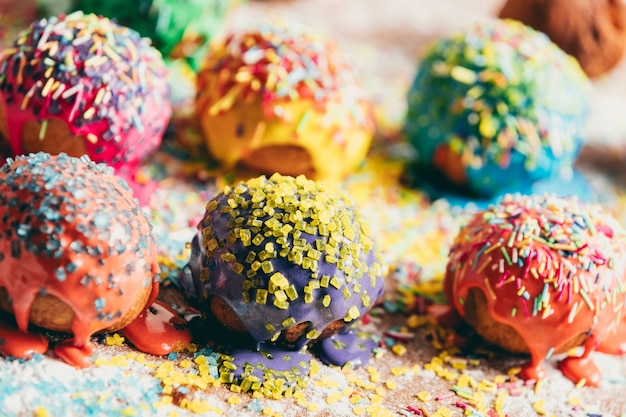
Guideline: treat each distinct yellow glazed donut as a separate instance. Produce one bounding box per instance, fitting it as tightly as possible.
[196,23,374,180]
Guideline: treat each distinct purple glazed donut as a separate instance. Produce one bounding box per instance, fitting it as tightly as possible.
[188,173,385,355]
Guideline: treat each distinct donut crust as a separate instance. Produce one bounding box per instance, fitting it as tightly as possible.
[0,282,152,335]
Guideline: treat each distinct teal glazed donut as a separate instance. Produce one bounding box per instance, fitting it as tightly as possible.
[404,19,591,199]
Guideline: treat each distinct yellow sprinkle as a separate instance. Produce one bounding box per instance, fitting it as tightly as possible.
[121,407,136,416]
[567,396,581,406]
[434,406,453,417]
[86,133,98,144]
[179,359,191,369]
[307,403,320,412]
[105,333,125,346]
[534,378,543,394]
[417,391,432,402]
[262,406,275,416]
[392,344,407,356]
[385,379,397,390]
[370,394,384,404]
[477,380,496,392]
[507,367,521,376]
[532,399,547,415]
[575,378,587,389]
[34,407,49,417]
[326,391,342,404]
[390,367,407,376]
[350,394,362,404]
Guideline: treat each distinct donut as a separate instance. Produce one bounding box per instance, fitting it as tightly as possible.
[196,23,374,181]
[70,0,231,122]
[71,0,230,72]
[187,173,385,363]
[0,12,171,189]
[404,19,590,199]
[0,152,160,366]
[499,0,626,78]
[445,193,626,386]
[0,0,37,51]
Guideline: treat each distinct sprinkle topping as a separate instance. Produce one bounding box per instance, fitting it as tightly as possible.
[0,152,159,346]
[446,194,626,369]
[73,0,231,70]
[196,23,370,128]
[0,12,171,168]
[405,19,591,196]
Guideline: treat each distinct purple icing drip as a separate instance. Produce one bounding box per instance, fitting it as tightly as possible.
[228,345,312,384]
[314,327,378,367]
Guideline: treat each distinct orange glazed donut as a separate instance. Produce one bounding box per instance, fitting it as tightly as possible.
[0,152,160,366]
[445,194,626,386]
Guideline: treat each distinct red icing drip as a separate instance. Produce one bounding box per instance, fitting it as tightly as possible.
[427,304,461,328]
[54,339,96,369]
[559,356,601,387]
[518,359,546,382]
[0,319,48,358]
[116,166,159,207]
[597,317,626,355]
[0,154,161,367]
[120,301,191,356]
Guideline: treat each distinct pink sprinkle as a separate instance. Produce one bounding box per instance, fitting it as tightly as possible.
[384,330,415,342]
[510,388,524,397]
[406,405,423,415]
[435,392,455,401]
[524,379,536,387]
[454,401,467,409]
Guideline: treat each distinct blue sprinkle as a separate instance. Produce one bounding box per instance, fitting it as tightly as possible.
[66,262,77,273]
[95,298,106,312]
[55,267,67,282]
[247,399,263,413]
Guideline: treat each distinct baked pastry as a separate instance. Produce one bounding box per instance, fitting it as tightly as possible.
[70,0,231,121]
[71,0,230,72]
[0,0,37,50]
[196,23,374,180]
[404,19,590,199]
[187,174,385,372]
[0,12,171,200]
[0,152,160,367]
[499,0,626,78]
[445,193,626,386]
